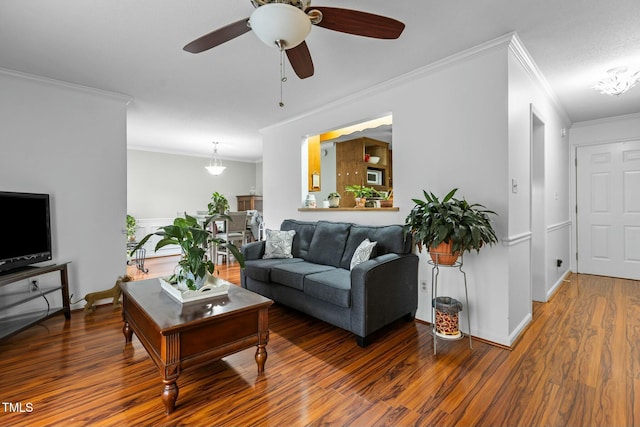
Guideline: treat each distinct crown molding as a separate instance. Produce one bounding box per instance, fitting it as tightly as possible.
[507,33,572,125]
[571,111,640,128]
[261,33,516,134]
[127,145,262,163]
[0,66,132,105]
[263,32,571,133]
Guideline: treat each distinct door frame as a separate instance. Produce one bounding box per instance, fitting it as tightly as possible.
[574,139,640,279]
[530,105,546,303]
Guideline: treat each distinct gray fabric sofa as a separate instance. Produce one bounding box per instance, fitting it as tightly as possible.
[240,219,419,346]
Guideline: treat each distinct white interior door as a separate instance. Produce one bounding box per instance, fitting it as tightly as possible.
[577,140,640,280]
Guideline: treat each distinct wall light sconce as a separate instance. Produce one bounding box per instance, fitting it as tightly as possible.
[592,66,640,96]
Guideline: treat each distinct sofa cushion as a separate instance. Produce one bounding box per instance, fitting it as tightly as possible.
[340,224,409,269]
[281,219,317,259]
[263,229,296,259]
[304,269,352,308]
[306,221,351,267]
[244,258,304,282]
[271,261,336,291]
[350,238,377,270]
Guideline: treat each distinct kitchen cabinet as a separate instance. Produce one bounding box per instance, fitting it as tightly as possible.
[336,137,391,207]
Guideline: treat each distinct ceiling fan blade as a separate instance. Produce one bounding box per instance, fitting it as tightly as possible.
[183,18,251,53]
[286,41,314,79]
[309,7,405,39]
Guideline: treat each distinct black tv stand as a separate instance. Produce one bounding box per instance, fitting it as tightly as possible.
[0,263,71,341]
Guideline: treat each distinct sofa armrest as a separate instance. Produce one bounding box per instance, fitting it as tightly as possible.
[242,241,265,260]
[350,253,419,338]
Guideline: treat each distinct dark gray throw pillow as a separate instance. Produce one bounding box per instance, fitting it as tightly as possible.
[306,221,351,267]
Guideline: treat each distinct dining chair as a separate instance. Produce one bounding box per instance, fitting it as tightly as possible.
[211,211,249,264]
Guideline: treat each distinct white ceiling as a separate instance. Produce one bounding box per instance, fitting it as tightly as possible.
[1,0,639,162]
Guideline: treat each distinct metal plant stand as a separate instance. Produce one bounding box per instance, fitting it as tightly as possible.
[127,241,148,273]
[429,254,472,355]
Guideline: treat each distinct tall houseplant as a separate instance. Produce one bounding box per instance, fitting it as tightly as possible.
[404,188,498,265]
[130,214,244,290]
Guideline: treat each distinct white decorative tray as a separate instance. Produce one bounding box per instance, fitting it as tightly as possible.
[159,277,230,304]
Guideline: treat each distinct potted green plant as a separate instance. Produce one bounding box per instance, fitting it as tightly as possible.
[380,190,393,208]
[327,192,341,208]
[345,185,378,208]
[130,214,244,290]
[404,188,498,265]
[207,192,229,215]
[126,214,137,242]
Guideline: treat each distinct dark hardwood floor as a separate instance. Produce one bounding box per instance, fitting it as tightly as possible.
[0,257,638,426]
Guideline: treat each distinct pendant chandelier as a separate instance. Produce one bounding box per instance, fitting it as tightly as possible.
[205,142,226,175]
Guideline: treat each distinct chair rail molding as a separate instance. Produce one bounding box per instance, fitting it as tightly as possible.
[547,220,571,233]
[502,231,532,246]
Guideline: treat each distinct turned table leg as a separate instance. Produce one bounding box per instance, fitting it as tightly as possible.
[123,320,133,343]
[161,380,179,415]
[255,308,269,374]
[255,344,267,373]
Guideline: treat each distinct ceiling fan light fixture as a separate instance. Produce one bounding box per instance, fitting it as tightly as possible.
[592,66,640,96]
[206,142,226,176]
[249,3,311,49]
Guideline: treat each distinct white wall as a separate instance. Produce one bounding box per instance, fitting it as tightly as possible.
[127,149,260,259]
[314,143,337,204]
[506,41,572,340]
[127,149,258,219]
[260,33,572,346]
[0,68,129,311]
[255,160,263,195]
[262,35,515,345]
[570,113,640,145]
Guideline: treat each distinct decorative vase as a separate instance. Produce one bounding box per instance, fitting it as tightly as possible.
[305,194,317,208]
[355,197,366,208]
[328,197,340,208]
[429,240,460,265]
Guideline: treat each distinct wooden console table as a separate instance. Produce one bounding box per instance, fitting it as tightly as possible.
[120,279,273,414]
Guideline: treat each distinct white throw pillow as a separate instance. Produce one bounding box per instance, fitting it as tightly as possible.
[263,229,296,259]
[350,238,377,270]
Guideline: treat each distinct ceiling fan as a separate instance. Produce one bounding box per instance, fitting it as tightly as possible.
[183,0,405,80]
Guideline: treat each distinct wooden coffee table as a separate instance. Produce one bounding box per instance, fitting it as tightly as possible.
[120,278,273,414]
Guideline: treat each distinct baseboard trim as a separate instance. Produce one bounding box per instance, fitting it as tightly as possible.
[547,269,572,300]
[508,313,533,348]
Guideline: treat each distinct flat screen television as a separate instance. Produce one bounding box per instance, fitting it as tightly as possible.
[0,191,53,274]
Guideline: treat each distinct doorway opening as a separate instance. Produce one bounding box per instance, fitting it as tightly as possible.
[531,107,546,302]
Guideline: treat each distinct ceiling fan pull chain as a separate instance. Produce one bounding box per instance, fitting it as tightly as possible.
[277,39,287,107]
